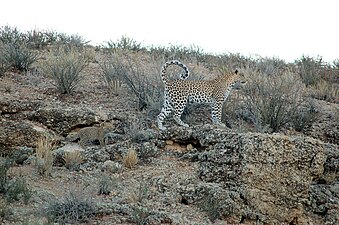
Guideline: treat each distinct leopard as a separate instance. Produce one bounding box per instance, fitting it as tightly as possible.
[77,122,114,148]
[157,60,244,130]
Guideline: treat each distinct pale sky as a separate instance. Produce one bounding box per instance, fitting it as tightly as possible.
[1,0,338,63]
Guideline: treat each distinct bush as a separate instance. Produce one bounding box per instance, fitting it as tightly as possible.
[98,174,114,195]
[99,59,122,94]
[123,148,138,169]
[0,159,11,194]
[311,79,339,103]
[0,199,11,220]
[63,150,84,171]
[0,43,11,76]
[242,71,304,133]
[0,158,33,205]
[0,26,25,44]
[291,101,317,132]
[254,56,287,76]
[45,191,96,224]
[296,56,323,86]
[103,36,145,52]
[2,41,39,72]
[101,53,163,111]
[35,135,55,176]
[5,176,33,204]
[40,46,90,94]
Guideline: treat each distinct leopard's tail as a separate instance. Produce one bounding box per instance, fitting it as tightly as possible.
[161,60,190,84]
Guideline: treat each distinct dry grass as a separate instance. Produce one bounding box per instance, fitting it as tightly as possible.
[311,79,339,103]
[123,148,138,169]
[63,150,84,171]
[35,135,55,176]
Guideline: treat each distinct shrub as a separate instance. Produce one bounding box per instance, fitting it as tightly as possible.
[40,46,90,94]
[254,56,287,76]
[136,181,149,203]
[291,101,317,132]
[5,176,33,204]
[103,36,145,52]
[25,29,50,49]
[45,191,96,224]
[311,79,339,103]
[0,26,25,44]
[296,56,323,86]
[0,199,11,220]
[0,159,11,194]
[199,192,223,222]
[2,41,39,72]
[242,71,304,133]
[99,60,122,94]
[63,150,84,171]
[123,148,138,169]
[35,135,55,176]
[98,174,114,195]
[0,43,11,76]
[0,158,33,204]
[102,53,163,111]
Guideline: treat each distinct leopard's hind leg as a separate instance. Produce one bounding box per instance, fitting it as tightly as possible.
[172,97,189,128]
[157,92,173,130]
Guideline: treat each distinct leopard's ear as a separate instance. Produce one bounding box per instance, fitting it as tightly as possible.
[234,69,239,74]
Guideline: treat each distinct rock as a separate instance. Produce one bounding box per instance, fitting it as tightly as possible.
[0,120,41,155]
[159,125,339,224]
[27,106,97,136]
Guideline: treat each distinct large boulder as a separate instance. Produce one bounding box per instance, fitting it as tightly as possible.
[0,119,42,155]
[160,125,339,224]
[27,106,97,136]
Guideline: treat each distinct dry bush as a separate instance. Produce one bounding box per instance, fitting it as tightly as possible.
[100,52,163,112]
[45,190,96,224]
[123,148,138,169]
[311,79,339,103]
[295,56,323,86]
[99,59,123,94]
[40,45,90,94]
[35,135,55,176]
[63,150,84,171]
[242,71,305,133]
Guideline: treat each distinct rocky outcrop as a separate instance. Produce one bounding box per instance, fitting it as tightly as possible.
[160,125,339,224]
[27,106,97,136]
[0,120,41,155]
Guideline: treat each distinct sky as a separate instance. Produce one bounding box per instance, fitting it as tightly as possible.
[1,0,338,63]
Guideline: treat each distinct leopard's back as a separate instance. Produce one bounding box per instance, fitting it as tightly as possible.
[166,80,216,102]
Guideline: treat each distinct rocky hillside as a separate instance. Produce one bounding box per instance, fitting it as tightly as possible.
[0,38,338,224]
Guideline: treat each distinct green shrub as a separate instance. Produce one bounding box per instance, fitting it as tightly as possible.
[102,53,163,111]
[296,56,323,86]
[98,174,114,195]
[99,59,122,93]
[0,159,11,194]
[40,46,90,94]
[0,26,25,44]
[2,42,39,72]
[45,191,96,224]
[291,101,317,132]
[5,176,33,204]
[0,43,11,76]
[0,199,11,220]
[104,36,145,52]
[242,71,304,133]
